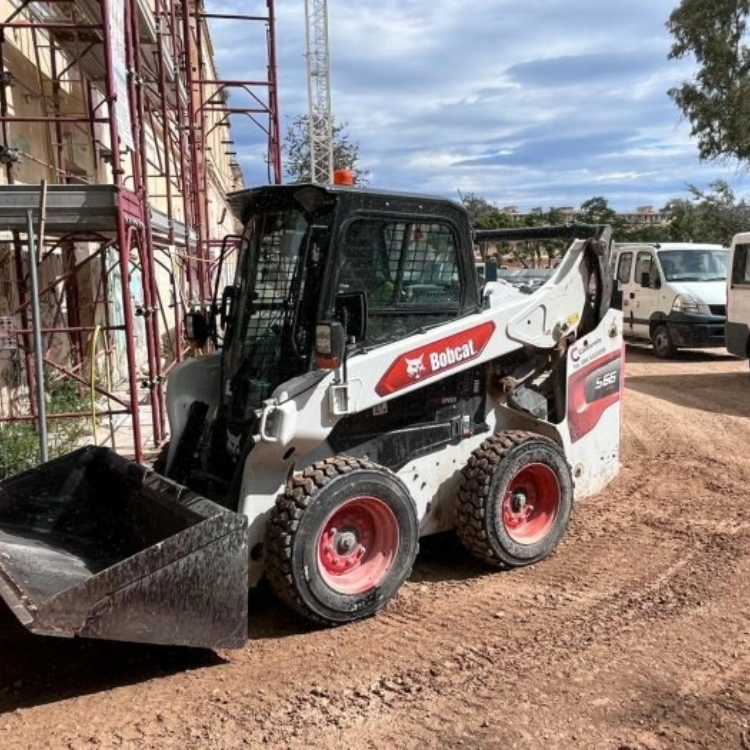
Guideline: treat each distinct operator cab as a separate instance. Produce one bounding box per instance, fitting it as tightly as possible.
[182,184,481,498]
[221,184,480,419]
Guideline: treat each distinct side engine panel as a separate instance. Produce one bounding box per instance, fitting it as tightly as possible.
[328,366,488,471]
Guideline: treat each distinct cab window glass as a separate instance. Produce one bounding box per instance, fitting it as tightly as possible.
[636,251,659,288]
[659,249,727,281]
[616,252,632,284]
[732,244,750,285]
[337,218,460,346]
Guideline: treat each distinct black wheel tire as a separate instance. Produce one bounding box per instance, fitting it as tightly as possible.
[265,457,419,625]
[456,431,573,569]
[652,324,677,359]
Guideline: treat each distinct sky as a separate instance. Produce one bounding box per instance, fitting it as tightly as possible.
[207,0,748,213]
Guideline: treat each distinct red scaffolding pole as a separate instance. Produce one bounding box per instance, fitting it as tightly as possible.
[0,0,281,464]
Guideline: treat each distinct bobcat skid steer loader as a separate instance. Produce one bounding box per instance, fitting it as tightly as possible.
[0,183,623,649]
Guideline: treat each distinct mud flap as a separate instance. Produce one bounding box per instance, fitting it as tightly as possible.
[0,446,248,649]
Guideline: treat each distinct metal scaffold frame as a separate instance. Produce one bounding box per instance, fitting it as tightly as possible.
[0,0,281,463]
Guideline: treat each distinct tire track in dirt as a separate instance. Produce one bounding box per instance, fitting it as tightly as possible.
[3,351,750,750]
[1,504,719,750]
[219,354,750,748]
[259,524,749,750]
[201,512,748,750]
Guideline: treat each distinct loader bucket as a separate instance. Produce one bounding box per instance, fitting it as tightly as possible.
[0,446,248,649]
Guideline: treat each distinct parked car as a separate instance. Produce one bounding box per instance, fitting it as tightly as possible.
[610,242,727,358]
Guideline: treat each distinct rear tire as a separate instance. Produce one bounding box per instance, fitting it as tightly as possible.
[265,457,419,625]
[456,431,573,569]
[652,324,677,359]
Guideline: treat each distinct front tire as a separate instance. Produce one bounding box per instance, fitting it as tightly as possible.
[265,457,419,625]
[456,431,573,569]
[652,323,677,358]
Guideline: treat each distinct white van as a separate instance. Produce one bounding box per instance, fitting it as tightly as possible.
[610,242,728,357]
[726,232,750,365]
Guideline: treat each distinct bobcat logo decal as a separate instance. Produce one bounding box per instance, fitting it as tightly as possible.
[405,354,426,380]
[376,321,496,396]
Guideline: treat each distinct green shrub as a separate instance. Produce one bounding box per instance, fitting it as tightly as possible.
[0,375,89,480]
[0,422,41,479]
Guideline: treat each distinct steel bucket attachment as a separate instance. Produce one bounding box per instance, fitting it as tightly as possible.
[0,446,248,649]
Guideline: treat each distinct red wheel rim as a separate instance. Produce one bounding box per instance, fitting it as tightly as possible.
[317,496,400,595]
[500,463,560,545]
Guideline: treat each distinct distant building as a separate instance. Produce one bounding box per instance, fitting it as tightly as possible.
[499,204,671,226]
[619,206,671,226]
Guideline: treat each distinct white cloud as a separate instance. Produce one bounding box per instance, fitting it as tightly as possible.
[206,0,747,212]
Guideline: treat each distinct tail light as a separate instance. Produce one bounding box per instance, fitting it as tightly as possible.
[315,322,345,369]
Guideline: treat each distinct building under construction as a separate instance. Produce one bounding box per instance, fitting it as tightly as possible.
[0,0,281,465]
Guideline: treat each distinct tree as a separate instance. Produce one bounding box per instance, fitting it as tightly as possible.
[459,192,519,263]
[459,193,517,232]
[545,207,567,225]
[283,114,369,184]
[459,192,497,224]
[663,197,701,241]
[539,208,571,265]
[666,180,750,243]
[616,221,672,244]
[667,0,750,164]
[579,196,619,225]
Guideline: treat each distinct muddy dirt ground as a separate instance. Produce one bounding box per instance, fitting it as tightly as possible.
[2,345,750,749]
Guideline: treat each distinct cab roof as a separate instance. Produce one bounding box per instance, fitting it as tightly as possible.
[227,183,469,226]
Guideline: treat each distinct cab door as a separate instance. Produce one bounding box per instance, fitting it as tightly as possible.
[631,250,662,338]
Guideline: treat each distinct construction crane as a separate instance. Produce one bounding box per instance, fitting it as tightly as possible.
[304,0,333,184]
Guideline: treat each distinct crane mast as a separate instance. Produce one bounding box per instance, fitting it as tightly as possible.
[304,0,333,184]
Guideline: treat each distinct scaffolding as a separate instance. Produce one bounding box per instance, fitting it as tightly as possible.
[0,0,281,463]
